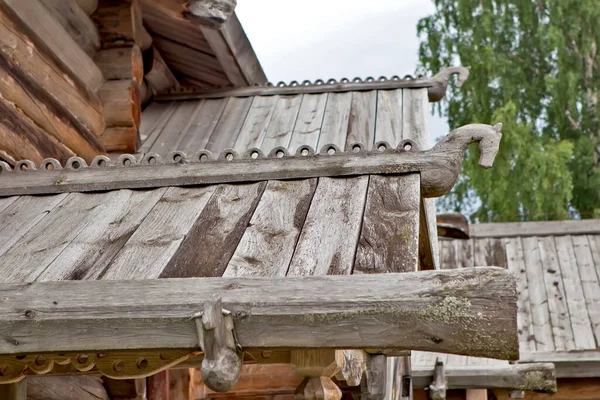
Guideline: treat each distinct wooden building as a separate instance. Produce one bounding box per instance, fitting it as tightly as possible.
[0,1,587,399]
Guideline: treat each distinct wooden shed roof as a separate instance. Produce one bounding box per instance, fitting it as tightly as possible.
[413,220,600,381]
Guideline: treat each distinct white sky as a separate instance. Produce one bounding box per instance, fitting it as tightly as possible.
[236,0,449,143]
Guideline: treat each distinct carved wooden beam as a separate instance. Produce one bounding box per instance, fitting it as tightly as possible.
[0,268,518,359]
[0,123,503,198]
[185,0,237,28]
[427,66,470,103]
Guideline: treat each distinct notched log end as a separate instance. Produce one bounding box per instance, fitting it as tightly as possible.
[518,363,557,393]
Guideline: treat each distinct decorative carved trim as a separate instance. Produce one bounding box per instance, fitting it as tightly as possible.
[0,350,196,384]
[427,66,470,102]
[0,123,503,198]
[155,75,432,100]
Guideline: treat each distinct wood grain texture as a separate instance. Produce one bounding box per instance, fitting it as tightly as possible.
[100,126,140,153]
[553,235,596,349]
[98,79,141,128]
[175,98,229,153]
[470,220,600,238]
[36,188,166,282]
[287,93,329,154]
[0,380,26,400]
[39,0,101,57]
[99,186,216,280]
[147,101,202,155]
[503,237,536,352]
[233,96,279,152]
[0,267,518,358]
[0,95,75,164]
[93,0,151,50]
[571,235,600,346]
[203,97,253,152]
[536,236,575,350]
[146,46,180,93]
[94,46,143,83]
[139,101,176,148]
[521,236,554,351]
[376,89,403,145]
[354,173,420,274]
[27,376,109,400]
[2,0,104,92]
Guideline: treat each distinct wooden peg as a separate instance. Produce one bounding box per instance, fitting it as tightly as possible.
[196,298,242,393]
[428,358,446,400]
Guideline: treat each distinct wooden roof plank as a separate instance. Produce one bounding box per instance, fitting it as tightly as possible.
[571,235,600,347]
[554,235,597,349]
[260,95,303,151]
[0,192,114,283]
[504,237,536,352]
[0,194,67,261]
[521,236,554,352]
[470,220,600,238]
[287,93,329,155]
[233,95,279,152]
[588,234,600,310]
[36,188,167,282]
[375,89,403,146]
[147,101,203,156]
[139,101,177,154]
[537,236,576,351]
[100,185,217,280]
[203,97,253,152]
[440,239,459,270]
[176,98,229,153]
[287,91,367,276]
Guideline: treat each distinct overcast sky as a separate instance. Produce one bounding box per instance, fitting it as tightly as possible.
[236,0,448,144]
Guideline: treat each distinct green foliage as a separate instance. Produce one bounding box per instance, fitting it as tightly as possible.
[418,0,600,222]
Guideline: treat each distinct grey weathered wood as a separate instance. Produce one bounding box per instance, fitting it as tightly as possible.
[203,97,253,152]
[0,267,518,358]
[0,194,66,259]
[521,237,554,351]
[553,235,596,349]
[147,101,203,156]
[288,92,369,276]
[375,89,403,146]
[412,363,555,392]
[233,96,279,151]
[185,0,236,27]
[145,47,180,93]
[571,235,600,345]
[260,95,303,150]
[0,195,17,215]
[0,123,503,199]
[503,237,536,352]
[100,186,217,280]
[0,380,26,400]
[287,93,329,154]
[428,358,446,400]
[175,98,229,153]
[39,0,100,57]
[156,78,432,101]
[36,189,166,281]
[361,354,386,400]
[427,67,470,103]
[470,219,600,238]
[139,101,176,151]
[536,236,575,350]
[354,173,420,273]
[440,240,458,270]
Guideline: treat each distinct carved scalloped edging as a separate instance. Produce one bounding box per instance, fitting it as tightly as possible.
[0,350,196,384]
[0,140,419,174]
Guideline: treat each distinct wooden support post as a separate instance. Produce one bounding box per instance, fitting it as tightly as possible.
[429,358,446,400]
[360,354,387,400]
[291,349,342,400]
[385,356,412,400]
[148,370,170,400]
[335,350,367,387]
[0,380,26,400]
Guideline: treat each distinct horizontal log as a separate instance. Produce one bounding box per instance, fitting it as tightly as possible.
[93,0,152,50]
[98,80,141,127]
[412,363,556,393]
[27,376,109,400]
[94,46,143,83]
[0,93,75,164]
[1,0,104,93]
[39,0,101,58]
[0,7,106,138]
[0,267,518,359]
[100,126,141,153]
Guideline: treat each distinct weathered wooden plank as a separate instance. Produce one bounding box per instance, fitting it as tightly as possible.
[139,101,176,151]
[146,46,180,93]
[39,0,101,57]
[233,96,279,152]
[0,267,518,358]
[286,93,329,154]
[536,236,575,350]
[99,186,216,280]
[503,237,536,352]
[288,91,367,276]
[225,95,319,277]
[98,79,141,128]
[473,238,489,266]
[375,89,403,145]
[0,95,75,165]
[589,235,600,282]
[36,188,166,282]
[176,98,229,153]
[0,7,105,142]
[147,101,202,156]
[354,173,420,274]
[2,0,104,92]
[553,236,596,349]
[573,235,600,345]
[521,237,554,351]
[0,192,118,283]
[93,0,151,50]
[0,195,16,214]
[456,239,474,269]
[203,97,253,152]
[471,220,600,238]
[0,195,67,259]
[260,95,303,151]
[440,240,458,270]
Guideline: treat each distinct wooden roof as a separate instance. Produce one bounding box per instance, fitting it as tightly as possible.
[413,221,600,379]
